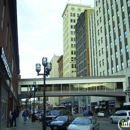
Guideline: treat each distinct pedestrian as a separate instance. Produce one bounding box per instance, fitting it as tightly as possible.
[22,109,28,123]
[9,109,13,127]
[11,109,17,127]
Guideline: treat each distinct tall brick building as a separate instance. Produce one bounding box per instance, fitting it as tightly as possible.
[0,0,20,129]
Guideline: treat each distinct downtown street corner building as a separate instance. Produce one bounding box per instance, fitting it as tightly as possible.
[0,0,20,129]
[61,3,92,112]
[88,0,130,103]
[62,3,92,78]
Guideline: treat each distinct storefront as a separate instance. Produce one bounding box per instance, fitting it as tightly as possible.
[0,47,13,129]
[109,100,115,114]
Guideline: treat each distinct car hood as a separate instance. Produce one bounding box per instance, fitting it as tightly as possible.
[68,124,91,130]
[51,121,65,125]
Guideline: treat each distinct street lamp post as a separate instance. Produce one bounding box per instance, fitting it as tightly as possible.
[36,57,52,130]
[32,82,38,122]
[27,87,32,119]
[26,98,29,110]
[29,86,32,116]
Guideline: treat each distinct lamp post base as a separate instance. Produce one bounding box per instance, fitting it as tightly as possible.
[32,113,35,122]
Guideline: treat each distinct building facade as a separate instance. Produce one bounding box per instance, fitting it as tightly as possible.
[57,55,63,77]
[49,55,61,106]
[89,0,130,102]
[75,9,94,77]
[50,54,60,78]
[62,3,92,77]
[0,0,20,129]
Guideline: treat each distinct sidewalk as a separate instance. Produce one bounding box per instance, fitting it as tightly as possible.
[6,111,50,130]
[6,112,83,130]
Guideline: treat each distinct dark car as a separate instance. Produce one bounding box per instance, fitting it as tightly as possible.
[46,110,72,125]
[49,115,74,130]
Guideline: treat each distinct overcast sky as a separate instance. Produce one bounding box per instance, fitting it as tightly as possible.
[17,0,94,79]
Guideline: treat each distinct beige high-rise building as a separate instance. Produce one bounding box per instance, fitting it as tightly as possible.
[62,3,92,77]
[89,0,130,102]
[49,55,60,106]
[50,54,60,77]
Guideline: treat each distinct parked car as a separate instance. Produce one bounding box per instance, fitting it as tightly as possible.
[97,111,106,117]
[46,110,72,125]
[67,116,100,130]
[49,115,74,130]
[83,110,93,116]
[109,110,130,123]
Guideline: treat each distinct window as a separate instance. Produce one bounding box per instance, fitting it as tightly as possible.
[1,0,6,30]
[116,0,118,5]
[98,30,100,35]
[112,16,115,21]
[112,67,114,73]
[107,9,110,14]
[71,19,75,23]
[111,55,113,60]
[103,70,105,75]
[99,50,101,56]
[126,45,129,52]
[123,18,126,24]
[124,31,128,38]
[121,62,124,69]
[118,23,121,29]
[119,35,122,42]
[100,27,102,33]
[116,52,118,58]
[102,48,104,54]
[71,8,74,11]
[102,59,104,65]
[122,6,124,12]
[127,0,130,6]
[98,40,100,45]
[127,60,130,67]
[96,11,98,16]
[120,49,123,55]
[78,8,81,12]
[117,11,119,17]
[114,39,117,45]
[99,7,101,13]
[112,4,114,10]
[97,20,99,25]
[100,17,102,22]
[99,61,101,67]
[110,42,112,48]
[116,65,119,71]
[108,20,110,25]
[101,37,103,43]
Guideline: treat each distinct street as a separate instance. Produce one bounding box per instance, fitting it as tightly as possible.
[98,117,130,130]
[33,115,130,130]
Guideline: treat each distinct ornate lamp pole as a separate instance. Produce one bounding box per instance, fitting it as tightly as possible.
[32,82,38,122]
[36,57,52,130]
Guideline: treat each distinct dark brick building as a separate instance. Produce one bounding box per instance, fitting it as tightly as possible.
[0,0,20,129]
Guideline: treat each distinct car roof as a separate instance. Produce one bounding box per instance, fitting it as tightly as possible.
[75,116,93,119]
[116,110,130,112]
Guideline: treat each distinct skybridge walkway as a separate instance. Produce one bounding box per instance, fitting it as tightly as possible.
[18,75,126,99]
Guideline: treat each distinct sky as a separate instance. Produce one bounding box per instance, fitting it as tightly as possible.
[17,0,94,79]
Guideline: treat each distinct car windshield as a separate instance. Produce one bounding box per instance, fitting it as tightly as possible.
[56,116,68,121]
[48,110,60,116]
[72,117,92,125]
